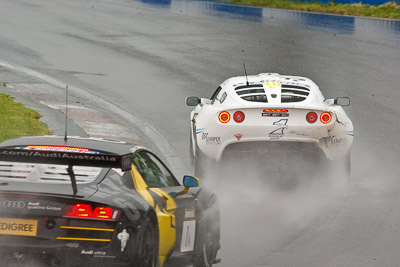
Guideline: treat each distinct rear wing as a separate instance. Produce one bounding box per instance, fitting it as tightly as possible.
[0,145,132,171]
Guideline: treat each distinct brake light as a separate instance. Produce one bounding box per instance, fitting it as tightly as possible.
[306,112,318,123]
[320,112,332,124]
[219,112,230,123]
[263,109,288,113]
[233,111,245,123]
[72,204,92,217]
[64,204,120,221]
[26,145,90,152]
[94,207,113,219]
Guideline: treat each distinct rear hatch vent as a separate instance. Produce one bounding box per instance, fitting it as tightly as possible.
[281,84,310,103]
[0,162,34,179]
[0,162,101,184]
[234,84,267,103]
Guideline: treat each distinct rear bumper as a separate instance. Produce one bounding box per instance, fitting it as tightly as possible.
[197,129,353,162]
[221,141,326,162]
[0,247,120,266]
[0,222,140,266]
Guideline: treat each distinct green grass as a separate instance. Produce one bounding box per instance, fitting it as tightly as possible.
[0,93,51,142]
[225,0,400,19]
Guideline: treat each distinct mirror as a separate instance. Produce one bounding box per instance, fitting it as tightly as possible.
[170,175,199,198]
[335,97,350,106]
[183,175,200,187]
[186,96,200,106]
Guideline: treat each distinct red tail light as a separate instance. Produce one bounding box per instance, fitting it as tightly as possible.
[94,207,113,219]
[263,109,288,113]
[320,112,332,124]
[233,111,245,123]
[306,112,318,123]
[71,204,92,217]
[219,111,230,123]
[64,204,120,221]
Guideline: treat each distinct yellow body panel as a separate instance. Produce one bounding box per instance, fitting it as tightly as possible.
[130,166,177,267]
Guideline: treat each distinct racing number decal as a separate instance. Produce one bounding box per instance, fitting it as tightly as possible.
[269,119,288,139]
[180,208,196,252]
[181,220,196,252]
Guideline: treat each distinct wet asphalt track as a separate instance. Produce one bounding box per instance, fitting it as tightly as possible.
[0,0,400,266]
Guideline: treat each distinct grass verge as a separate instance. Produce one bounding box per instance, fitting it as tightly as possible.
[225,0,400,19]
[0,93,51,142]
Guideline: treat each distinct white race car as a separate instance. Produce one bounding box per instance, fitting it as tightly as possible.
[186,73,354,178]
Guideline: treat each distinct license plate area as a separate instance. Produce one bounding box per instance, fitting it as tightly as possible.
[262,112,289,117]
[0,218,38,237]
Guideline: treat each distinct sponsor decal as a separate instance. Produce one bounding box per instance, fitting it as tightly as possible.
[0,222,34,232]
[269,119,288,139]
[234,134,243,141]
[196,128,206,135]
[345,130,354,136]
[281,81,310,88]
[81,250,94,255]
[235,80,310,89]
[325,136,347,147]
[233,81,260,87]
[262,112,289,117]
[81,250,114,258]
[0,218,37,236]
[262,109,289,117]
[0,149,118,162]
[3,200,25,209]
[26,202,62,211]
[201,133,221,145]
[117,229,130,252]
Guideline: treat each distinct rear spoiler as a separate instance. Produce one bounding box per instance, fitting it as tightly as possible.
[0,145,132,171]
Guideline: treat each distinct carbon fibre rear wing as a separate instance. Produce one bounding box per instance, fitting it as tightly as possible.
[0,144,133,195]
[0,145,132,171]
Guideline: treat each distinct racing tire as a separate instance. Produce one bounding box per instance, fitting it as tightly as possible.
[193,199,220,267]
[137,219,158,267]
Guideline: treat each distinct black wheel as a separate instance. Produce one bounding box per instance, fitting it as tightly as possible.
[193,199,220,267]
[137,220,158,267]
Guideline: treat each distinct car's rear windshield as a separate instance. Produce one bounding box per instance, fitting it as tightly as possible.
[0,161,104,184]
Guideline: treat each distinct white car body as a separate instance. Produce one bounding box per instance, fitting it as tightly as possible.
[187,73,353,172]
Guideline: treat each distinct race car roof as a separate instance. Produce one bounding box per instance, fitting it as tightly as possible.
[0,136,138,171]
